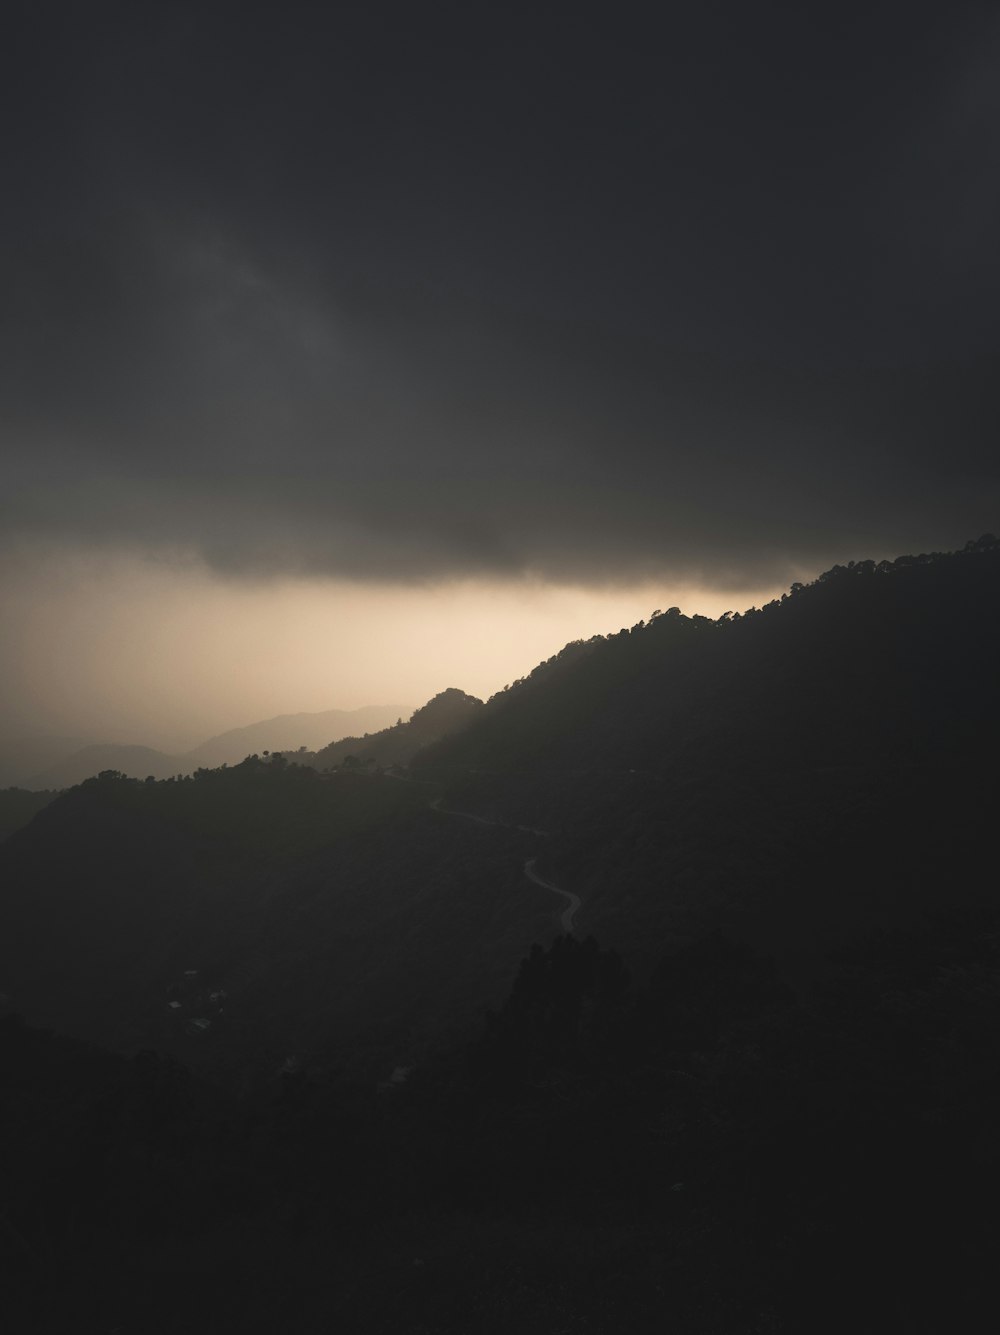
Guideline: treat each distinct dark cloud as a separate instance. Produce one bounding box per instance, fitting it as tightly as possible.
[3,0,1000,588]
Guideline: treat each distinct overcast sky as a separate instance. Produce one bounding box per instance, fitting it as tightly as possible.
[3,0,999,744]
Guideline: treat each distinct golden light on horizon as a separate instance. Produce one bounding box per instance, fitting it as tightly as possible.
[0,548,791,749]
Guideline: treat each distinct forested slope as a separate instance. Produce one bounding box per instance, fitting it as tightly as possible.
[0,759,546,1082]
[415,538,1000,957]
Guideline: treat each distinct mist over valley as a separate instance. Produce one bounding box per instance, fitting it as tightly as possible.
[0,703,410,792]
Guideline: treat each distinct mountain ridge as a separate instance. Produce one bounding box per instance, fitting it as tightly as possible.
[19,703,412,790]
[411,535,1000,959]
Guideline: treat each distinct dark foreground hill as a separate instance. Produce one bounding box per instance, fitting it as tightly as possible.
[5,910,1000,1333]
[0,759,547,1082]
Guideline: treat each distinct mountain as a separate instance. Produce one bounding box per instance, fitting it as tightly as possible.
[21,704,410,789]
[182,704,411,770]
[0,689,486,1075]
[412,536,1000,963]
[302,688,483,770]
[0,758,543,1079]
[27,742,180,788]
[0,734,94,788]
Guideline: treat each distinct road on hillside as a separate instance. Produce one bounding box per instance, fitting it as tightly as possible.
[428,797,580,933]
[523,857,582,934]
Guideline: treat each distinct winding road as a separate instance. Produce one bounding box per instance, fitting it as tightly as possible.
[429,797,580,933]
[523,857,581,934]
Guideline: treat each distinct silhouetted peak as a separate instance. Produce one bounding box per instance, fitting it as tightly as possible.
[410,688,483,722]
[307,688,482,770]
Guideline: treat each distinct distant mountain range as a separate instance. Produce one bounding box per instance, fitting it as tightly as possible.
[0,734,95,789]
[4,704,410,790]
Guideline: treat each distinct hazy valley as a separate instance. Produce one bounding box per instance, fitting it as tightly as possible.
[1,703,411,792]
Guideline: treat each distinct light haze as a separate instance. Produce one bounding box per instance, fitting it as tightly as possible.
[1,548,789,751]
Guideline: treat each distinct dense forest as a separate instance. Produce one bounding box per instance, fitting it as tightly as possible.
[1,537,999,1331]
[418,535,1000,961]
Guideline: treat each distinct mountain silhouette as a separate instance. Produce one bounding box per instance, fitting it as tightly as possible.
[0,733,95,788]
[20,703,410,790]
[182,704,413,769]
[413,536,1000,956]
[303,688,483,770]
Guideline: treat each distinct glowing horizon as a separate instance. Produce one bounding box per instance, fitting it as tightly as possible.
[0,549,794,751]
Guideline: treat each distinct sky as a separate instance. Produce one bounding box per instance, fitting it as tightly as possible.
[3,0,999,745]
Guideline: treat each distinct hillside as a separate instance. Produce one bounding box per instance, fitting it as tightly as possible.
[413,536,1000,960]
[0,757,545,1081]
